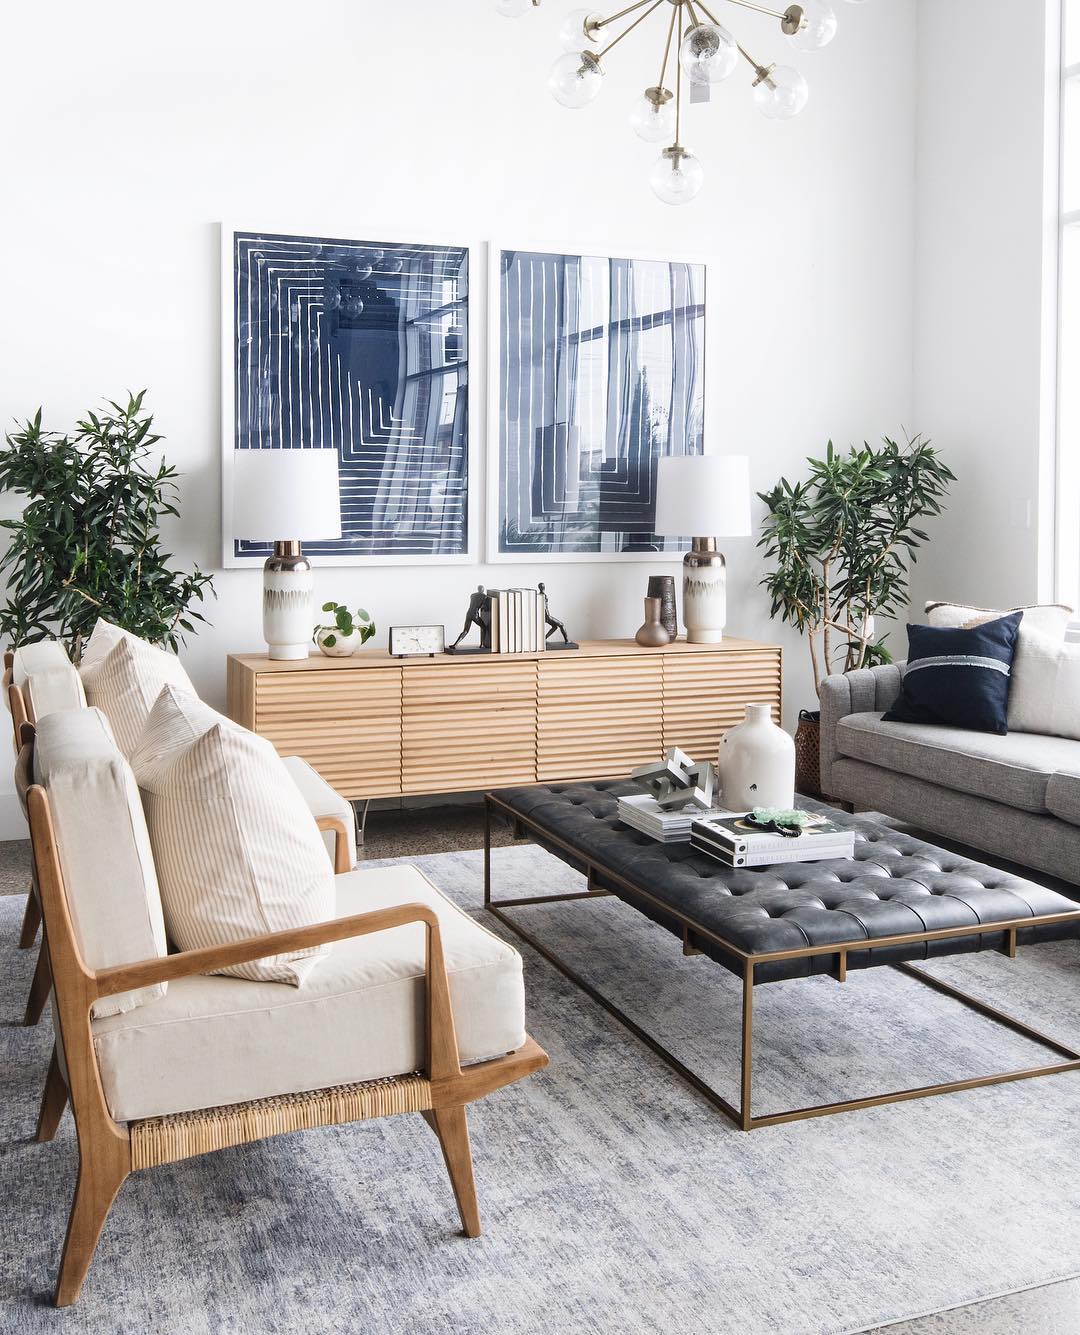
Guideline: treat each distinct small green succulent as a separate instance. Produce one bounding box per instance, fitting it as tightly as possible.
[313,602,375,648]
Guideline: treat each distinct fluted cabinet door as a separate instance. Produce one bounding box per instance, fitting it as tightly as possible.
[402,660,537,794]
[662,649,783,762]
[537,655,664,781]
[255,667,402,798]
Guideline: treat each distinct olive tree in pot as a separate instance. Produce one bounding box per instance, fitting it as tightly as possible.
[0,392,215,660]
[757,435,954,795]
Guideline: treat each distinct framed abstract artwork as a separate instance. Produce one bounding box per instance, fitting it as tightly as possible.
[488,244,706,563]
[221,226,476,567]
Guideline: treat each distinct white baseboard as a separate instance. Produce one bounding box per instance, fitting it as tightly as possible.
[0,793,27,842]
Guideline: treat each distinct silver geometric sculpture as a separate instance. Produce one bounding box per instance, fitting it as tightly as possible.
[631,747,716,812]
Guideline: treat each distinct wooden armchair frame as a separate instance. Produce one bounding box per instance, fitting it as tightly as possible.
[25,770,548,1306]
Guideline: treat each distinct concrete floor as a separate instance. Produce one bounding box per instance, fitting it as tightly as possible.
[4,803,1078,1334]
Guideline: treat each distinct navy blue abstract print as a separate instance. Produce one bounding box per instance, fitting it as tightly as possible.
[231,230,469,559]
[496,249,705,557]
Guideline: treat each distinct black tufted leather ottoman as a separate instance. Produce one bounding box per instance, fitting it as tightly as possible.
[484,779,1080,1129]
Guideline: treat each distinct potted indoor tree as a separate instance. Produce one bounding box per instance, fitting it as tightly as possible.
[0,392,214,659]
[758,434,954,793]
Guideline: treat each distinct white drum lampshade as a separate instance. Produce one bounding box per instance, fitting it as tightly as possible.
[654,455,752,643]
[232,450,342,660]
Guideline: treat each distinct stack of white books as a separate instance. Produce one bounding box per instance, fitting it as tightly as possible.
[617,794,729,843]
[690,812,856,868]
[490,588,546,653]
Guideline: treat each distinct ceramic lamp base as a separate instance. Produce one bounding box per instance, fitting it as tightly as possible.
[263,542,314,662]
[682,539,726,644]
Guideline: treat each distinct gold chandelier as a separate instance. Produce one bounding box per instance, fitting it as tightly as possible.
[498,0,859,204]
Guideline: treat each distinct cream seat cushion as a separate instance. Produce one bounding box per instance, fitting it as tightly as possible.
[80,618,195,756]
[131,685,335,985]
[281,754,358,868]
[34,709,168,1018]
[92,865,527,1122]
[24,664,86,723]
[12,639,72,684]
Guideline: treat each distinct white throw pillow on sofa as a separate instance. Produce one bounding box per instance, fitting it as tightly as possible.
[1007,629,1080,739]
[131,685,335,985]
[80,618,195,756]
[926,601,1072,638]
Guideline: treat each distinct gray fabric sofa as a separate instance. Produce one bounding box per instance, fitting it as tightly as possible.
[819,663,1080,885]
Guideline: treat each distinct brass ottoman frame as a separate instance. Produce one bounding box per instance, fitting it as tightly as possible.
[484,794,1080,1131]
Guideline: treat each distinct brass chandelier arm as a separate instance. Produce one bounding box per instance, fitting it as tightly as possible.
[735,40,775,83]
[592,0,658,33]
[596,0,668,60]
[713,0,793,21]
[674,1,684,144]
[657,1,679,91]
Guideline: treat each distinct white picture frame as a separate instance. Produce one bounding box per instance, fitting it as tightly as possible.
[485,239,707,564]
[221,221,480,569]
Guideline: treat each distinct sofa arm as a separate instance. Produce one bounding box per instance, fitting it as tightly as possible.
[818,663,905,794]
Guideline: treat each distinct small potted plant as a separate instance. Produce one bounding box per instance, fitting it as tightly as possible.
[313,602,376,657]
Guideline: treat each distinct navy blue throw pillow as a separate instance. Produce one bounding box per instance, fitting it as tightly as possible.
[882,612,1022,735]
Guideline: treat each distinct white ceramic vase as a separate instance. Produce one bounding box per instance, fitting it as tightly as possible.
[315,627,362,658]
[718,703,796,811]
[263,563,314,661]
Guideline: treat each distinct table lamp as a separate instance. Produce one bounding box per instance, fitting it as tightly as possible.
[232,450,342,659]
[654,455,752,642]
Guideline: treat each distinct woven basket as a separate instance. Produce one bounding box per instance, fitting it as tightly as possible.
[795,710,822,798]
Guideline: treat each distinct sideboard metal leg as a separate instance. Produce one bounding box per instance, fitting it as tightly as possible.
[352,799,371,849]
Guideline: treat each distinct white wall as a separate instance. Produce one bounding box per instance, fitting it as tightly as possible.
[0,0,916,828]
[911,0,1060,614]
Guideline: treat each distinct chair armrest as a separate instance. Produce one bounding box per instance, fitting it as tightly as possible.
[316,816,353,874]
[819,662,905,793]
[282,755,357,869]
[92,901,462,1081]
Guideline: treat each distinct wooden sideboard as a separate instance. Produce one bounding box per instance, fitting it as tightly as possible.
[226,639,783,801]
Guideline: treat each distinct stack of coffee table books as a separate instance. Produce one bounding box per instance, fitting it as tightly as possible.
[617,794,728,843]
[691,812,856,867]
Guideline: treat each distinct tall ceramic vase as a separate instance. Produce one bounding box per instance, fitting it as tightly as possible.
[719,703,796,811]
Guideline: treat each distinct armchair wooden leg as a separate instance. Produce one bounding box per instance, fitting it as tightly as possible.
[36,1046,69,1142]
[24,942,51,1026]
[19,889,40,948]
[54,1144,129,1307]
[422,1106,481,1239]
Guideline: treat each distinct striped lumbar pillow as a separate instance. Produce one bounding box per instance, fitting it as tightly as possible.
[80,619,195,757]
[131,684,335,985]
[883,612,1023,735]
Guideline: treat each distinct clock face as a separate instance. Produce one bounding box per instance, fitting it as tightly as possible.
[390,625,444,656]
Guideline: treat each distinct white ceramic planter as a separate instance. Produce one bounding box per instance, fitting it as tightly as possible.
[718,703,796,810]
[315,627,362,658]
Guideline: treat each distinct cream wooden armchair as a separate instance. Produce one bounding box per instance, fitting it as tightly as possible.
[21,717,547,1308]
[5,643,355,1025]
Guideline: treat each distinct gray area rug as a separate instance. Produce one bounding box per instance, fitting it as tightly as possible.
[2,843,1080,1335]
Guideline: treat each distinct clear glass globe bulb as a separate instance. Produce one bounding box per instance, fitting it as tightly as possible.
[629,92,676,143]
[788,0,837,51]
[679,23,738,86]
[549,51,604,108]
[649,149,704,206]
[559,7,600,51]
[754,65,809,118]
[496,0,532,16]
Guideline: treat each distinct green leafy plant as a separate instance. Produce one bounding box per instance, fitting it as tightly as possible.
[0,392,214,660]
[758,435,955,694]
[313,602,375,648]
